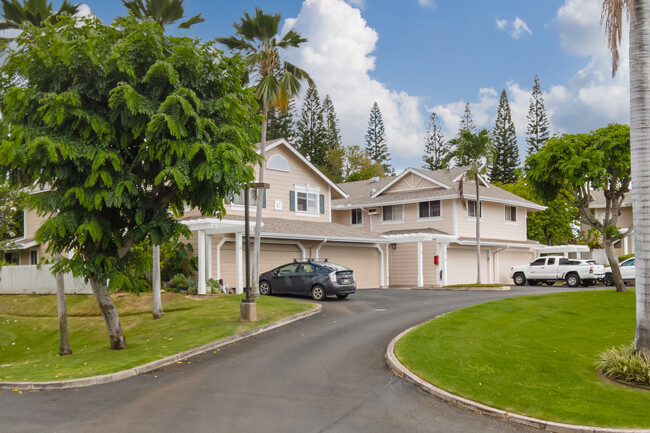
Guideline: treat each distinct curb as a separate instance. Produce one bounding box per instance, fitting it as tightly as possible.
[1,303,322,391]
[386,322,650,433]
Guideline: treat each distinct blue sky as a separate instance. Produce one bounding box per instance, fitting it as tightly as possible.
[77,0,629,172]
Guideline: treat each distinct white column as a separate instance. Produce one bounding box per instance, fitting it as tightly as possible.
[206,235,212,282]
[441,243,448,286]
[624,236,629,255]
[235,234,243,294]
[487,249,493,284]
[417,241,424,287]
[216,238,228,281]
[375,245,385,288]
[197,230,206,295]
[385,244,390,287]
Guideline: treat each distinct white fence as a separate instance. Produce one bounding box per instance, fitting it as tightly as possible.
[0,265,93,295]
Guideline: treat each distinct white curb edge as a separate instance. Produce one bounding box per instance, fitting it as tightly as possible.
[2,303,322,391]
[386,322,649,433]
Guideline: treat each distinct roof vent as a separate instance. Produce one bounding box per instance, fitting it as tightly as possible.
[369,176,380,184]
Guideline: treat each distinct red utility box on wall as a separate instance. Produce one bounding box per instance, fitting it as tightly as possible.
[434,255,439,265]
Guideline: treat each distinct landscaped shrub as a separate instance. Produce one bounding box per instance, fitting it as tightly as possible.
[187,277,198,295]
[596,343,650,387]
[207,279,222,294]
[618,253,635,262]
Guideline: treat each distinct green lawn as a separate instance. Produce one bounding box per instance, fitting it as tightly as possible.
[0,293,312,382]
[395,290,650,429]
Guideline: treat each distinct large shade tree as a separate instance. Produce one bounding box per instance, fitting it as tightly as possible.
[602,0,650,355]
[526,124,631,292]
[217,8,312,297]
[0,16,261,349]
[453,128,493,284]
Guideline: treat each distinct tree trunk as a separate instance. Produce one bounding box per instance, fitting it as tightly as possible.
[251,105,268,299]
[89,277,126,350]
[152,244,163,319]
[55,254,72,356]
[604,235,626,292]
[631,0,650,357]
[475,174,482,284]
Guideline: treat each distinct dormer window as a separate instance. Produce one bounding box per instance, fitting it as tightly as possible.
[266,154,290,172]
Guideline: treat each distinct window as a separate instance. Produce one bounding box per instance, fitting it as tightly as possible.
[351,209,363,225]
[231,189,258,206]
[4,252,19,265]
[382,205,403,222]
[505,205,517,222]
[266,154,290,172]
[297,191,318,213]
[277,264,299,274]
[30,251,38,265]
[547,258,555,265]
[531,258,545,266]
[467,200,482,218]
[622,258,635,267]
[419,200,441,218]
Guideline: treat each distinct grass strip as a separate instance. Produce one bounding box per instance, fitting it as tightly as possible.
[0,293,311,382]
[395,290,650,429]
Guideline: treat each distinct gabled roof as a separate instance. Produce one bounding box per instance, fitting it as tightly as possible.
[259,138,348,199]
[371,167,451,198]
[333,167,545,210]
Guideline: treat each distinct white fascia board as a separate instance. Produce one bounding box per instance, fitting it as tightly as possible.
[371,168,451,198]
[534,244,591,253]
[452,171,490,188]
[261,138,349,199]
[260,232,388,244]
[382,233,457,243]
[332,194,545,211]
[455,240,541,248]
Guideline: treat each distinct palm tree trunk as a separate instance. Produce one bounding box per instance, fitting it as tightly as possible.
[475,175,481,284]
[631,0,650,357]
[89,277,126,350]
[604,235,626,292]
[55,254,72,356]
[251,105,268,298]
[152,244,163,319]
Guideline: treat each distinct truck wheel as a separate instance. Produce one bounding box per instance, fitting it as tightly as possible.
[513,273,526,286]
[603,274,614,286]
[528,280,539,286]
[545,281,555,286]
[566,273,580,287]
[581,280,591,287]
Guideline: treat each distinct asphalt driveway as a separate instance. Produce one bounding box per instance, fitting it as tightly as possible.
[1,286,589,433]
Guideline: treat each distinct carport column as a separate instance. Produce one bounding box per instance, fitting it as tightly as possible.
[487,249,493,284]
[441,243,448,286]
[417,241,423,287]
[235,234,243,294]
[385,244,390,287]
[198,230,207,295]
[206,235,212,283]
[374,244,385,288]
[623,236,629,255]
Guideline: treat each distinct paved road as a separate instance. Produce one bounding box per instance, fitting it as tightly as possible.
[2,287,586,433]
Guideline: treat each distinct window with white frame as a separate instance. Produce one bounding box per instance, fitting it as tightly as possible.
[297,191,318,213]
[419,200,441,218]
[266,154,290,172]
[231,189,258,206]
[382,205,403,222]
[351,208,363,225]
[467,200,482,218]
[505,205,517,222]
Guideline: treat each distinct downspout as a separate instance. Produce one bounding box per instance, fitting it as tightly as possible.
[314,238,328,259]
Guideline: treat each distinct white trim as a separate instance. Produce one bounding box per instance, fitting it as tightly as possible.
[216,238,228,281]
[385,244,390,286]
[198,230,207,295]
[452,171,491,188]
[206,235,212,283]
[375,244,385,288]
[371,167,451,198]
[417,242,423,287]
[381,204,404,223]
[262,139,348,198]
[416,199,443,221]
[332,194,546,211]
[235,234,243,294]
[328,186,332,223]
[441,242,448,286]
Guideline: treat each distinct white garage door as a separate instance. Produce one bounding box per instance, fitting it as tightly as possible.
[319,245,381,289]
[497,250,533,284]
[446,248,490,285]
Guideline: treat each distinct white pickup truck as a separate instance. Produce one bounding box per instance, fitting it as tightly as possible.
[510,256,606,287]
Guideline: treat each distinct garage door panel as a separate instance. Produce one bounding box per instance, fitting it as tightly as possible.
[319,245,380,289]
[497,251,533,285]
[446,248,489,285]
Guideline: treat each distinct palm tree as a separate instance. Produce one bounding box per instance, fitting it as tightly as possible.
[454,128,493,284]
[121,0,204,29]
[602,0,650,356]
[0,0,80,44]
[217,8,312,297]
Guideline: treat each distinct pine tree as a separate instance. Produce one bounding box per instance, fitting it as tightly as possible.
[365,101,393,174]
[323,95,341,150]
[525,75,550,154]
[460,102,476,133]
[491,90,519,183]
[295,83,328,167]
[266,98,296,144]
[422,112,451,171]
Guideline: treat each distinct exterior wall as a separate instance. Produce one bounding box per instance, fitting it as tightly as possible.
[331,210,350,226]
[24,209,49,239]
[496,250,534,284]
[354,200,454,235]
[455,200,527,241]
[0,264,92,294]
[617,207,633,227]
[445,247,490,285]
[319,244,382,289]
[383,172,440,193]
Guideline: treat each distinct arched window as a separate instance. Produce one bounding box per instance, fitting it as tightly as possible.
[266,154,290,172]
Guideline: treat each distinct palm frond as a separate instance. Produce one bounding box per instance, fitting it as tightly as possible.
[601,0,635,76]
[278,29,307,48]
[177,13,203,29]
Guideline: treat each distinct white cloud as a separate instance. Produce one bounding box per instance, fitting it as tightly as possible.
[418,0,437,9]
[556,0,606,56]
[495,18,508,31]
[284,0,425,168]
[75,4,93,17]
[511,17,532,39]
[345,0,365,9]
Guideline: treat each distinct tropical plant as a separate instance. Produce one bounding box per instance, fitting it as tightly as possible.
[121,0,204,29]
[0,0,80,44]
[597,343,650,386]
[601,0,650,356]
[217,8,312,298]
[453,128,493,284]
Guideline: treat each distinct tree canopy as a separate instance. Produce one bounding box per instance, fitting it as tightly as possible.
[121,0,204,29]
[0,16,261,347]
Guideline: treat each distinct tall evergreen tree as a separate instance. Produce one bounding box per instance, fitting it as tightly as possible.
[460,102,476,133]
[525,75,550,154]
[323,95,341,151]
[295,83,328,167]
[365,101,393,174]
[491,89,519,183]
[422,112,451,171]
[266,98,295,143]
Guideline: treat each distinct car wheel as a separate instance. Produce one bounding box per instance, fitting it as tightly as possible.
[603,273,614,286]
[513,273,526,286]
[311,285,326,301]
[545,281,555,286]
[528,280,539,286]
[581,280,591,287]
[259,281,271,295]
[566,273,580,287]
[336,293,348,300]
